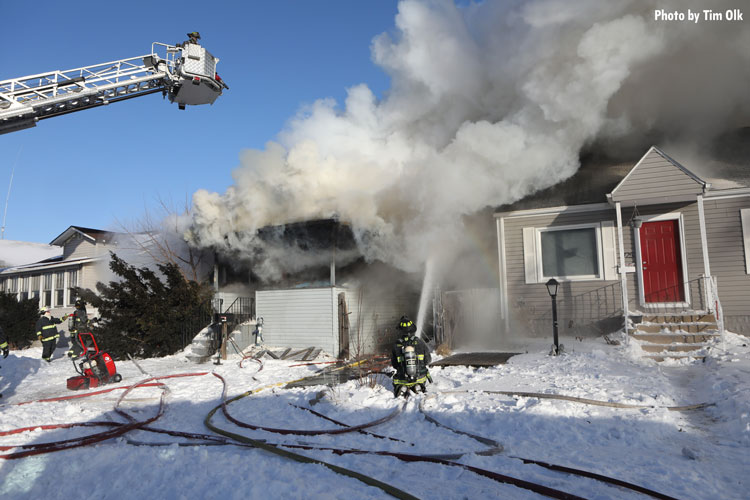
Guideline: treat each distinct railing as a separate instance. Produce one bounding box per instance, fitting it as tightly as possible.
[706,276,725,335]
[530,281,623,336]
[523,275,723,337]
[629,276,711,316]
[178,299,215,350]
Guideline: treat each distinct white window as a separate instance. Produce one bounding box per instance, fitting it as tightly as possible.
[19,276,29,301]
[68,269,78,304]
[54,271,65,307]
[741,209,750,274]
[31,275,40,300]
[523,221,617,283]
[43,273,52,307]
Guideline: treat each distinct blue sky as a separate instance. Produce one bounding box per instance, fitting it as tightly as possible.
[0,0,399,243]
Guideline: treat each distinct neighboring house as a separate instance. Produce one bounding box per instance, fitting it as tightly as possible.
[494,146,750,344]
[0,226,119,316]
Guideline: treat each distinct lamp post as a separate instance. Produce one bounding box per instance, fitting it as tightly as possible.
[546,278,560,356]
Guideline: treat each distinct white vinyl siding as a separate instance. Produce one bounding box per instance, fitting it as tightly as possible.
[256,288,338,355]
[600,221,618,281]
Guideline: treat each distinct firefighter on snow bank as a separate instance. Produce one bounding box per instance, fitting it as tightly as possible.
[36,307,63,362]
[67,299,89,360]
[0,324,9,358]
[391,315,432,397]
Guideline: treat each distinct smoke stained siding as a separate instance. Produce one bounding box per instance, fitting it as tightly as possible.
[343,289,419,356]
[255,288,339,355]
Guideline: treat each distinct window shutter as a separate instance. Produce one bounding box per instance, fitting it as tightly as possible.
[600,221,618,281]
[522,227,538,284]
[741,209,750,274]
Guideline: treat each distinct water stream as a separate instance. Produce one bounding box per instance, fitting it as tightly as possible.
[415,257,435,340]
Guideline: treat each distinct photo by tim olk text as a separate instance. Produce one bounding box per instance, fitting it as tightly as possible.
[654,8,743,22]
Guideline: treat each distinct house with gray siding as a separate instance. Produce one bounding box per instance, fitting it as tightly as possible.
[494,147,750,351]
[0,226,120,317]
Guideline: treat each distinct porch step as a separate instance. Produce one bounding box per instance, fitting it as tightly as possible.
[642,353,707,362]
[638,313,716,324]
[631,332,720,344]
[634,323,719,334]
[638,343,706,353]
[630,311,718,362]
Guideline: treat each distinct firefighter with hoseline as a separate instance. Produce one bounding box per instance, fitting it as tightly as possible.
[67,299,90,360]
[35,307,64,363]
[391,315,432,397]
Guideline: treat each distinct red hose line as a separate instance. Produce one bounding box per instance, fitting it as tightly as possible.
[0,372,211,459]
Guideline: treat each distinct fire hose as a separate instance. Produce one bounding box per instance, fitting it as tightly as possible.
[0,360,691,500]
[418,393,680,500]
[0,372,210,459]
[205,372,587,500]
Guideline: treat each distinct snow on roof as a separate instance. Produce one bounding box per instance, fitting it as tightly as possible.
[0,239,61,268]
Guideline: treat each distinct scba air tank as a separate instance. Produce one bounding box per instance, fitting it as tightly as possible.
[404,345,417,381]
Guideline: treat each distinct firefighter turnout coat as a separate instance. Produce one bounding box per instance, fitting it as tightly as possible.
[35,314,62,361]
[391,334,431,387]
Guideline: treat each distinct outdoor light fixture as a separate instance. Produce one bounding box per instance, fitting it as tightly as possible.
[545,278,559,298]
[546,278,560,356]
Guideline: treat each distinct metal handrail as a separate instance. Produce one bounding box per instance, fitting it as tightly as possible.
[527,275,723,335]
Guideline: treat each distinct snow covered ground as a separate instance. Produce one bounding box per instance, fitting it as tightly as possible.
[0,332,748,499]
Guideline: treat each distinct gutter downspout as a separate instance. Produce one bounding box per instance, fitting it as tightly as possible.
[615,202,630,338]
[696,194,713,311]
[496,216,509,332]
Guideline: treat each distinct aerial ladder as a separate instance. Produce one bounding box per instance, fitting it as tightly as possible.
[0,37,228,135]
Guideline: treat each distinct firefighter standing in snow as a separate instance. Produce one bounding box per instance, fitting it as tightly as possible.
[391,316,432,397]
[67,299,89,359]
[36,307,63,362]
[0,325,8,359]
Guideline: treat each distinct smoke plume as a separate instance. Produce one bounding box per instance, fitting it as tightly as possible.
[188,0,750,281]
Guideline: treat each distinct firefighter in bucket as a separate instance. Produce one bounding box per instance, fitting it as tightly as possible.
[391,315,432,397]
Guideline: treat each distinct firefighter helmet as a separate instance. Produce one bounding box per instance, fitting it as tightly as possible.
[39,306,49,314]
[75,299,85,309]
[397,315,417,336]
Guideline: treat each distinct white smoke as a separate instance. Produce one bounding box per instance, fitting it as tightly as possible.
[188,0,750,279]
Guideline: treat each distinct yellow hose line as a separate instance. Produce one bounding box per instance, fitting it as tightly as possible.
[442,389,713,411]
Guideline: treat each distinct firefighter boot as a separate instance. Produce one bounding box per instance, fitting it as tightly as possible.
[394,385,407,398]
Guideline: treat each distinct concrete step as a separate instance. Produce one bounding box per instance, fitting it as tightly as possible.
[634,323,719,334]
[185,353,213,363]
[638,343,706,353]
[640,313,716,324]
[631,333,720,344]
[642,353,706,362]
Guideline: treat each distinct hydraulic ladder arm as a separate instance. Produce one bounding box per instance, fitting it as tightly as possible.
[0,41,228,135]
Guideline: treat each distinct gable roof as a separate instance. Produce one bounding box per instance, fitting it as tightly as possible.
[50,226,116,246]
[607,146,708,206]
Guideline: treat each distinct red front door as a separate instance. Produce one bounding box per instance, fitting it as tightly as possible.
[640,220,684,303]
